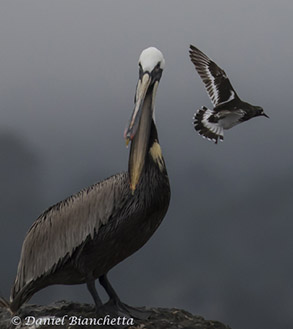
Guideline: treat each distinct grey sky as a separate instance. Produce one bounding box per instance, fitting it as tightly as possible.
[1,1,293,329]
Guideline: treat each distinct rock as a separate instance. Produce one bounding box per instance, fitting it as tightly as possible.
[0,300,231,329]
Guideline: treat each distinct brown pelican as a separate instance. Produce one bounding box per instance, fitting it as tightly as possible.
[0,47,170,318]
[189,45,268,143]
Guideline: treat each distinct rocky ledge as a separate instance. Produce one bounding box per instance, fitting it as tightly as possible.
[0,300,231,329]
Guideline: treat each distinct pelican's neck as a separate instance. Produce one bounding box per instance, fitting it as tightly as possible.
[128,91,153,191]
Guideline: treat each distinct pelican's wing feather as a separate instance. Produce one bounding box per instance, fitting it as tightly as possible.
[12,172,129,297]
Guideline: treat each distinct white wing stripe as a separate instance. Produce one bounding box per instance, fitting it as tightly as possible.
[204,66,219,106]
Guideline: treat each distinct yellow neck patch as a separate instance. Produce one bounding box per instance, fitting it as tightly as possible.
[149,141,165,172]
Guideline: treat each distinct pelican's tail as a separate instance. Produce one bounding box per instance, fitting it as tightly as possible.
[0,281,36,314]
[193,106,224,144]
[0,296,13,314]
[0,293,28,314]
[0,296,9,308]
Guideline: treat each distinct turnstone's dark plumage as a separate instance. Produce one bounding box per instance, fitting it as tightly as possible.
[189,45,268,143]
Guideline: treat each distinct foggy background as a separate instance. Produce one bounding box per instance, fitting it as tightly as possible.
[1,1,292,329]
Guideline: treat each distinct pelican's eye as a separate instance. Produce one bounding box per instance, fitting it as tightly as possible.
[154,63,161,71]
[138,63,143,77]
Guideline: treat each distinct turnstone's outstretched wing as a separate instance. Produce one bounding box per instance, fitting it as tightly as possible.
[189,45,238,107]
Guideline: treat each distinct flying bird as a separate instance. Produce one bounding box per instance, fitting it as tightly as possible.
[189,45,268,143]
[0,47,170,319]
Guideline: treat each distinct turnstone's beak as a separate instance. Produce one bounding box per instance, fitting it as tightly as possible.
[258,107,269,118]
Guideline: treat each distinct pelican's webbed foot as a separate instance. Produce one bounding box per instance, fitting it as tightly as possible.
[99,274,151,320]
[104,298,151,320]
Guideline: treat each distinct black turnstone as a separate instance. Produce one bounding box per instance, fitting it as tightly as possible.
[189,45,268,143]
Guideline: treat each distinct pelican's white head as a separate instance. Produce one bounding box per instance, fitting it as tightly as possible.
[138,47,165,72]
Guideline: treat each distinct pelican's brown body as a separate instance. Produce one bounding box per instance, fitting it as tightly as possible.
[9,121,169,313]
[0,47,170,315]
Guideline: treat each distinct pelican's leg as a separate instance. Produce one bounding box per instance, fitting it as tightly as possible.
[86,278,103,312]
[87,277,128,329]
[99,274,150,320]
[99,274,120,302]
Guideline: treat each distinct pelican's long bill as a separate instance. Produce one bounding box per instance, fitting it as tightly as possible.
[124,47,165,193]
[124,73,152,145]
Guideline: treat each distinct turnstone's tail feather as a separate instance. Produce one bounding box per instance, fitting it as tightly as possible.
[189,45,239,107]
[193,107,224,144]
